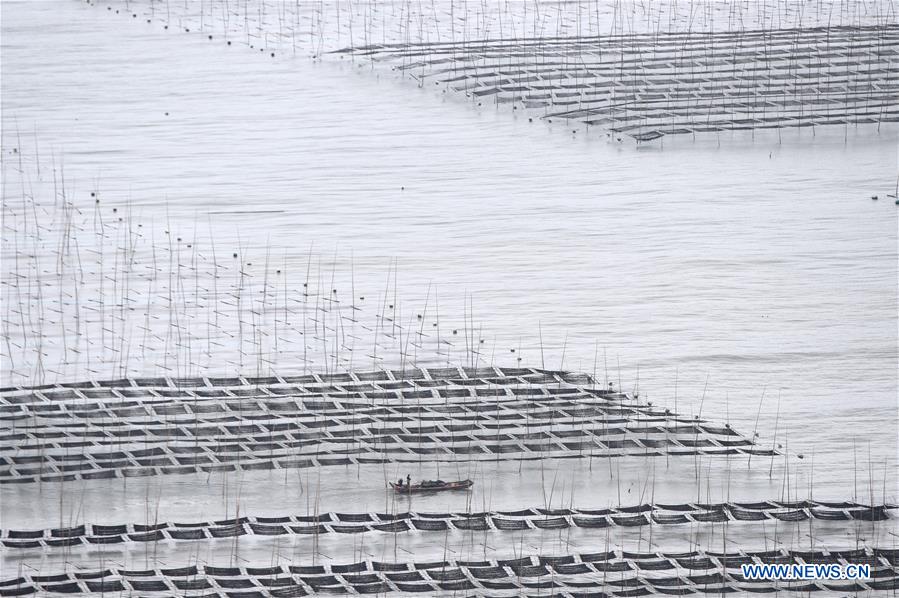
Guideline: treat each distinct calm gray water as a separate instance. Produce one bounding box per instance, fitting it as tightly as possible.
[1,0,897,577]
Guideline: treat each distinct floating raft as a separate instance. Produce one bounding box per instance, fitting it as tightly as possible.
[0,367,769,484]
[2,501,893,549]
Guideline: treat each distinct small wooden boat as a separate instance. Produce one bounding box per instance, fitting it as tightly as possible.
[389,479,473,494]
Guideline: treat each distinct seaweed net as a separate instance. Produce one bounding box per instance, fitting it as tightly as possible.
[338,25,899,140]
[0,368,769,484]
[1,547,896,596]
[2,501,892,550]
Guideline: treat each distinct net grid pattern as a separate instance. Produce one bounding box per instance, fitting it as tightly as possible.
[0,369,769,484]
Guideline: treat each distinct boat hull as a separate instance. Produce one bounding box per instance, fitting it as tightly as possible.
[389,480,474,494]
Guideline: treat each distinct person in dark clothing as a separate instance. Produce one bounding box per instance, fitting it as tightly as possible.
[406,474,411,487]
